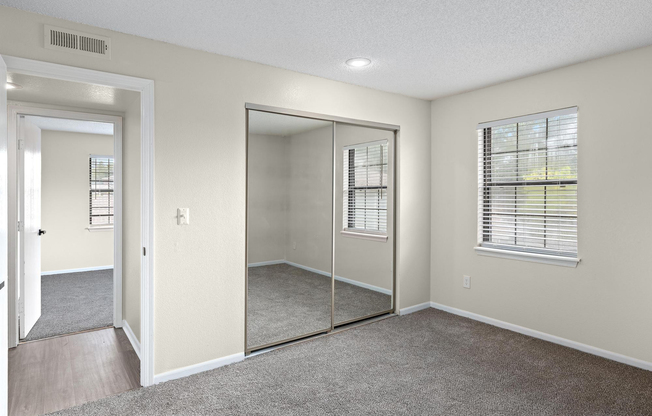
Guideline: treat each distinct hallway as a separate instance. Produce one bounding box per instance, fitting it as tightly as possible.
[9,328,139,416]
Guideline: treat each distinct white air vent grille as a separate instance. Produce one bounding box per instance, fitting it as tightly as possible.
[44,25,111,60]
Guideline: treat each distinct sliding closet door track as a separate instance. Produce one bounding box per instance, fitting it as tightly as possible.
[247,313,396,357]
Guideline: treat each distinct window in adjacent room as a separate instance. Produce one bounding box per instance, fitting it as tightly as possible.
[89,155,114,228]
[477,107,578,258]
[343,140,388,235]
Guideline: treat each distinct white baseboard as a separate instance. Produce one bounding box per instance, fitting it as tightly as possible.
[398,301,431,315]
[122,319,141,360]
[284,260,392,296]
[153,352,245,385]
[247,260,392,295]
[333,275,392,296]
[283,260,331,277]
[429,301,652,372]
[41,265,113,276]
[247,260,286,267]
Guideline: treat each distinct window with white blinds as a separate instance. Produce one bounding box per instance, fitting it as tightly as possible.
[343,140,388,234]
[478,107,578,257]
[89,155,114,227]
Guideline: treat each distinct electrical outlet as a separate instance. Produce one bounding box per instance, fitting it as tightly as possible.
[463,275,471,289]
[292,242,297,250]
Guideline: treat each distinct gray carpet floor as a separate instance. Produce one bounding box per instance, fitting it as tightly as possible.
[51,308,652,415]
[23,269,113,342]
[247,263,391,349]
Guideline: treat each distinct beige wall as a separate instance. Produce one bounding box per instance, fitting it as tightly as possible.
[285,126,332,272]
[247,134,289,264]
[0,7,431,374]
[122,94,141,342]
[41,130,113,272]
[430,45,652,363]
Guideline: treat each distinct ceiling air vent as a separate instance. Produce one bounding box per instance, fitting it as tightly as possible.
[44,25,111,60]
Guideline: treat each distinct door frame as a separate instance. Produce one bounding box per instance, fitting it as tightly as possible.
[2,55,155,387]
[244,103,400,354]
[10,105,123,341]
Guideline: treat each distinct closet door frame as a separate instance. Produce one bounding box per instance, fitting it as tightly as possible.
[244,103,399,354]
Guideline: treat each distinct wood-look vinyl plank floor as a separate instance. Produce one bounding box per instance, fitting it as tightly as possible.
[9,328,140,416]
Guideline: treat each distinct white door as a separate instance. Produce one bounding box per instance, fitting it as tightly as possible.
[18,117,42,339]
[0,54,10,416]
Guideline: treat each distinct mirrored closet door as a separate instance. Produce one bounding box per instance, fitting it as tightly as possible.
[246,110,334,351]
[246,106,396,353]
[334,124,394,325]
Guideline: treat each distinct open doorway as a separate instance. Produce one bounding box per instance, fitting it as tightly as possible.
[17,114,119,342]
[5,72,141,415]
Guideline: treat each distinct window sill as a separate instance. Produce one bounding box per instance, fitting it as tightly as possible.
[340,230,388,242]
[86,226,114,232]
[474,246,579,268]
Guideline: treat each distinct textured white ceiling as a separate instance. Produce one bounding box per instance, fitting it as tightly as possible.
[7,72,140,112]
[25,115,114,135]
[3,0,652,99]
[249,110,331,136]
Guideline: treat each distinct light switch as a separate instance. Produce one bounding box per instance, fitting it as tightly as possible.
[177,208,190,225]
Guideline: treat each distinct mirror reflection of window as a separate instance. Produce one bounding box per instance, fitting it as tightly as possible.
[343,140,388,235]
[334,125,394,326]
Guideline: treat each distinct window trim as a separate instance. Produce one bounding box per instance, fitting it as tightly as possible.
[342,139,389,238]
[86,225,114,232]
[89,154,115,229]
[340,230,388,242]
[474,246,579,267]
[476,107,579,263]
[477,106,578,130]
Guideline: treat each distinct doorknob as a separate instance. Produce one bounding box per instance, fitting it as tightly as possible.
[38,229,46,236]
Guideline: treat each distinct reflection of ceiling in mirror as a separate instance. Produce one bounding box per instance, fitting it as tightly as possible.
[249,111,331,136]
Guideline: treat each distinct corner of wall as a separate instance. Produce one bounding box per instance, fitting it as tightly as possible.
[428,98,437,305]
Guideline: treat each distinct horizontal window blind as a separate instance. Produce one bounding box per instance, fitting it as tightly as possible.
[343,140,388,234]
[478,109,578,257]
[89,156,114,227]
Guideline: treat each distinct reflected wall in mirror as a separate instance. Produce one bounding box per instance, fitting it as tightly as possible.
[247,110,333,350]
[334,124,394,325]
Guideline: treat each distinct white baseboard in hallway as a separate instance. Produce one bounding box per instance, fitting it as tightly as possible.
[429,301,652,372]
[122,320,141,359]
[153,353,245,385]
[41,265,113,276]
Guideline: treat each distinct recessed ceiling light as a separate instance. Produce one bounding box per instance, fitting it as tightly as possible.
[346,58,371,68]
[6,82,22,90]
